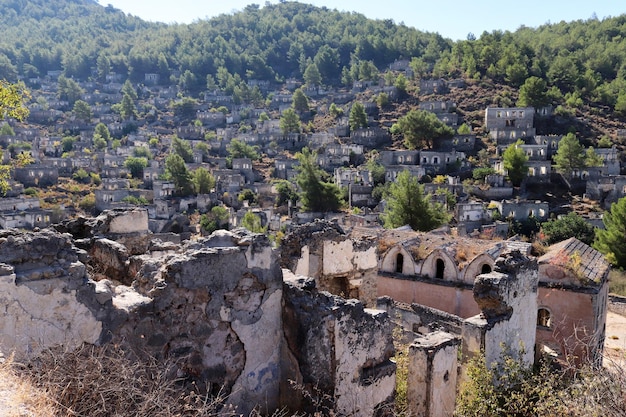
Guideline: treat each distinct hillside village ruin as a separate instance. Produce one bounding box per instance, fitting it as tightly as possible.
[0,62,621,415]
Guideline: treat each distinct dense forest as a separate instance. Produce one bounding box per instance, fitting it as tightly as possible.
[1,0,626,118]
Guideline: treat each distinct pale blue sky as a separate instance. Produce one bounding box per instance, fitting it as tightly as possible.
[97,1,624,40]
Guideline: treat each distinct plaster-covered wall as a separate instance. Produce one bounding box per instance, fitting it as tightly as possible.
[471,251,538,367]
[378,275,479,319]
[282,271,396,417]
[408,332,459,417]
[0,229,103,357]
[108,208,149,234]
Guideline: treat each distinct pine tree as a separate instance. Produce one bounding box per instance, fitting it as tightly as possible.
[280,108,301,134]
[382,170,448,231]
[502,140,528,186]
[165,154,193,196]
[292,88,309,113]
[349,102,368,131]
[553,133,585,177]
[594,196,626,268]
[295,147,342,212]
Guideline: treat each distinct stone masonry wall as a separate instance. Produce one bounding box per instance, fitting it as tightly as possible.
[281,270,396,417]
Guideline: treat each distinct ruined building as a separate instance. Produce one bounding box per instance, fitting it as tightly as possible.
[0,212,610,416]
[376,229,609,367]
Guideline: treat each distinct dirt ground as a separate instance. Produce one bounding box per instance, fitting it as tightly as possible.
[604,311,626,366]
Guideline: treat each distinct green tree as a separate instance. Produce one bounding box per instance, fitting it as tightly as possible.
[57,75,83,106]
[200,206,230,234]
[394,73,408,97]
[517,76,549,108]
[594,196,626,268]
[61,136,76,153]
[121,79,138,100]
[227,138,260,161]
[165,153,193,196]
[72,100,92,121]
[192,167,215,194]
[391,109,454,149]
[502,140,528,186]
[473,167,497,181]
[133,146,153,160]
[0,81,29,121]
[258,112,270,122]
[295,147,342,212]
[376,92,390,109]
[541,212,595,245]
[598,136,612,148]
[329,103,343,118]
[553,133,585,177]
[292,88,309,113]
[381,170,448,231]
[457,123,472,135]
[0,123,15,136]
[93,134,107,150]
[238,188,258,205]
[280,108,301,134]
[349,102,368,131]
[118,93,137,120]
[241,211,265,233]
[94,123,111,143]
[274,179,298,207]
[172,136,194,163]
[585,147,603,168]
[124,156,148,178]
[171,97,198,120]
[303,62,322,86]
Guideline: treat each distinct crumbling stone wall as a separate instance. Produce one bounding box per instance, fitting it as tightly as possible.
[113,229,284,415]
[0,229,103,356]
[464,249,538,367]
[281,220,379,306]
[282,270,396,417]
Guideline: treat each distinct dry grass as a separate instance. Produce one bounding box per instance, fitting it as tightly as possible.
[20,344,231,417]
[0,353,57,416]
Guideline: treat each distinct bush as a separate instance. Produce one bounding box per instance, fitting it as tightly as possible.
[72,168,91,184]
[78,193,95,211]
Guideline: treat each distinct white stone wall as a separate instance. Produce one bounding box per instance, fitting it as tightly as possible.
[408,332,459,417]
[0,272,102,356]
[108,209,149,234]
[334,309,396,417]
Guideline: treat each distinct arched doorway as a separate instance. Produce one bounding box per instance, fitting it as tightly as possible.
[395,253,404,274]
[436,259,445,279]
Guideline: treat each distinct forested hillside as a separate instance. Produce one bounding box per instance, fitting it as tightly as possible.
[1,1,625,122]
[2,0,626,120]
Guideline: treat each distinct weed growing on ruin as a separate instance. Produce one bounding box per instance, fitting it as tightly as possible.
[456,349,626,417]
[391,319,410,415]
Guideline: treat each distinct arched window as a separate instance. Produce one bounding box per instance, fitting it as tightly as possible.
[481,264,492,274]
[436,259,445,279]
[537,308,551,328]
[395,253,404,274]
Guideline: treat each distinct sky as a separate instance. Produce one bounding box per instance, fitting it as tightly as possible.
[97,0,625,40]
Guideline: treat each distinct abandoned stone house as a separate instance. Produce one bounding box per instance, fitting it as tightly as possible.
[376,229,609,366]
[586,174,626,208]
[419,149,467,175]
[491,199,549,222]
[485,107,536,142]
[13,165,58,187]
